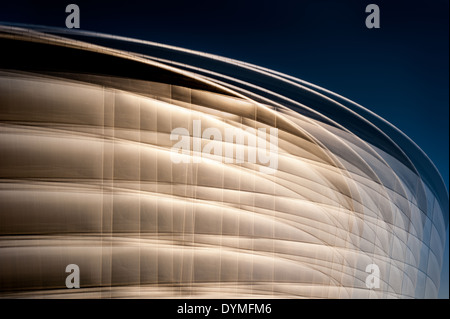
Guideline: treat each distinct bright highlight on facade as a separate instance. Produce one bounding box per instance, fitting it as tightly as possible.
[0,24,448,298]
[170,120,278,174]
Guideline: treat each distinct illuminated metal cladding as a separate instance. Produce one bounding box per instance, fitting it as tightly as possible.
[0,25,447,298]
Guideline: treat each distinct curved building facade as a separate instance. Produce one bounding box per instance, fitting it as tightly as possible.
[0,25,448,298]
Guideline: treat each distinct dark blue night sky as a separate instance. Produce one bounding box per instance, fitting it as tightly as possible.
[1,0,448,298]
